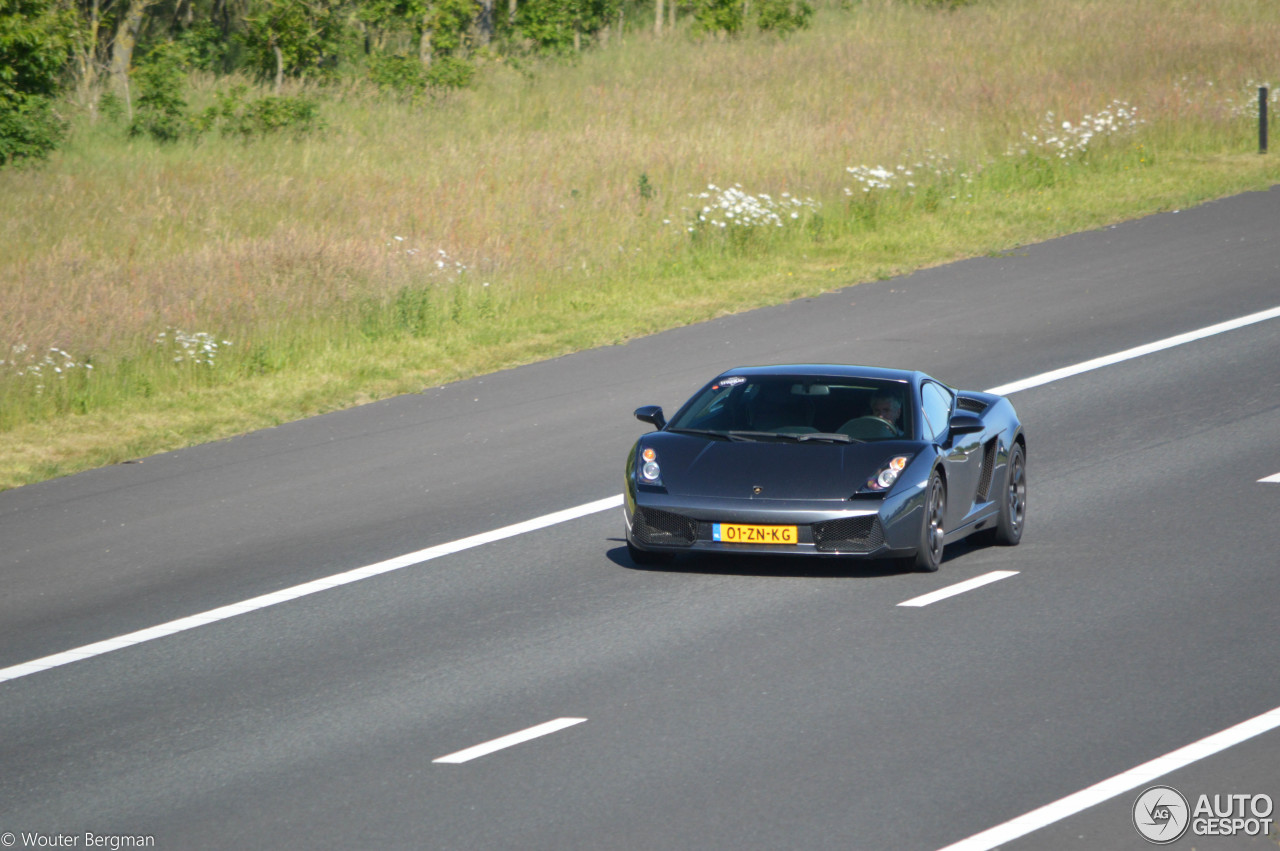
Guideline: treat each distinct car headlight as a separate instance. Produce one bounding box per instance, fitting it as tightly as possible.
[639,446,663,485]
[863,455,912,493]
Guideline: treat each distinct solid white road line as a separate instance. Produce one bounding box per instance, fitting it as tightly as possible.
[0,496,622,685]
[3,305,1278,686]
[898,571,1018,607]
[433,717,588,764]
[936,704,1280,851]
[984,305,1280,396]
[1260,472,1280,483]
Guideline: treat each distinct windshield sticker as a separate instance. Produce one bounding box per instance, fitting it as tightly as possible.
[718,376,746,387]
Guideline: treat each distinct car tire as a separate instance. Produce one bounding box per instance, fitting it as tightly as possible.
[912,471,946,572]
[991,442,1026,546]
[627,541,673,566]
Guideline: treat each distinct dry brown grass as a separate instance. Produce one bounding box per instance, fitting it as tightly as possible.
[5,0,1277,357]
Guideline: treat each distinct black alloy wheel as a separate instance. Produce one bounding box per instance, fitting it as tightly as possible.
[913,471,946,572]
[992,442,1026,545]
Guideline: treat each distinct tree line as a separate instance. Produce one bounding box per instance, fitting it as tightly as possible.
[1,0,814,164]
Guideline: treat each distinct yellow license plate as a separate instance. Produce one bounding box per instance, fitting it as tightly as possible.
[712,523,798,545]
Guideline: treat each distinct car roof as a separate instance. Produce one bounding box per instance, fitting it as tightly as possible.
[716,364,927,384]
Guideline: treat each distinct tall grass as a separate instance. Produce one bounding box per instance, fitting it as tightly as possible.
[3,0,1280,487]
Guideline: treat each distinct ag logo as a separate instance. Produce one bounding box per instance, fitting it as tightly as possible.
[1133,785,1190,844]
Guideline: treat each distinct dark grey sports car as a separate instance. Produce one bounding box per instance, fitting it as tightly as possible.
[624,365,1026,571]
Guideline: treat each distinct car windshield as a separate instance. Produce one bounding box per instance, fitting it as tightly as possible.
[667,375,913,441]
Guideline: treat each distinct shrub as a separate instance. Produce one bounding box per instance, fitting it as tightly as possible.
[242,0,346,84]
[238,94,322,136]
[425,55,476,90]
[369,54,429,97]
[691,0,744,36]
[196,84,323,138]
[177,21,237,74]
[756,0,813,34]
[517,0,620,53]
[0,0,75,165]
[129,43,192,143]
[0,95,65,164]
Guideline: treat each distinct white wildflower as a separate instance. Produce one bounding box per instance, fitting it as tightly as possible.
[677,182,818,231]
[1013,100,1143,158]
[156,330,231,367]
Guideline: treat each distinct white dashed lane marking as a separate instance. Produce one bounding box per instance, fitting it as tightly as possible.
[897,571,1018,607]
[433,718,588,764]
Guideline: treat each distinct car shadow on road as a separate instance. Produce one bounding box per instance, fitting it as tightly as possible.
[605,539,984,579]
[604,537,993,578]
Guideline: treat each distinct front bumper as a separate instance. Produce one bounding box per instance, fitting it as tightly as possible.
[624,485,926,558]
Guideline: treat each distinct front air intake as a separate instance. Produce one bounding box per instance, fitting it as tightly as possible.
[632,507,697,547]
[812,516,884,553]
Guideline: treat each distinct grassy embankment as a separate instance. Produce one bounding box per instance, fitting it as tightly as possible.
[2,0,1279,490]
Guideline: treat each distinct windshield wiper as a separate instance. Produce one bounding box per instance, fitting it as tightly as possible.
[666,427,737,441]
[727,427,855,440]
[668,429,783,442]
[724,430,860,443]
[669,429,860,444]
[796,432,861,443]
[725,430,795,441]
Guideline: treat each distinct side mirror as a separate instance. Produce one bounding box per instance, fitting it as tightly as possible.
[634,405,666,430]
[948,412,984,436]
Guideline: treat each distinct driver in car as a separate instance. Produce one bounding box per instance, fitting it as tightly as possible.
[868,393,903,434]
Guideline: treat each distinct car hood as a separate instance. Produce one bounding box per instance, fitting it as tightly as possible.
[646,434,919,501]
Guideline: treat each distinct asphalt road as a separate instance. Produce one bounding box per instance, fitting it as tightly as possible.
[2,188,1278,850]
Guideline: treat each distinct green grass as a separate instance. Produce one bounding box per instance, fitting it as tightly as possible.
[3,0,1280,490]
